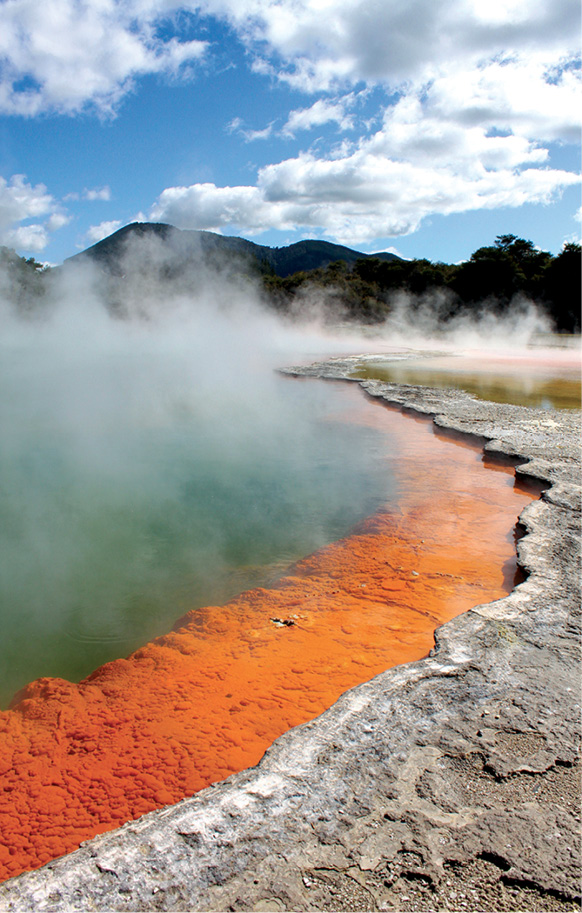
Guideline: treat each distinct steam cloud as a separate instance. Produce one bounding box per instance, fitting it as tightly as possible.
[0,241,395,705]
[0,232,572,706]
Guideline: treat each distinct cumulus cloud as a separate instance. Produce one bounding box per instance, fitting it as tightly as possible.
[369,90,556,172]
[150,123,578,245]
[146,0,580,245]
[86,220,123,243]
[201,0,580,92]
[64,185,112,202]
[1,0,578,116]
[0,174,53,228]
[282,97,355,137]
[1,223,48,252]
[423,54,582,144]
[84,186,112,202]
[0,0,207,116]
[0,174,63,250]
[227,96,356,142]
[2,0,578,248]
[47,212,72,231]
[150,184,270,232]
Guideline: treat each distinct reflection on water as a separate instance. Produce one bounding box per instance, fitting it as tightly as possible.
[349,348,581,410]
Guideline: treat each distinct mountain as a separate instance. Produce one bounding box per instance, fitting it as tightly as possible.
[66,222,401,278]
[263,238,400,276]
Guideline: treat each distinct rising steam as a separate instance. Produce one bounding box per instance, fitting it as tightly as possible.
[0,231,577,705]
[0,240,396,705]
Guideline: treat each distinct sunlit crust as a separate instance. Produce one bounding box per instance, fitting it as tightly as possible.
[0,396,537,881]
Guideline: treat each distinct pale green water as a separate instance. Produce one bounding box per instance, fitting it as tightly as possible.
[4,315,577,708]
[349,353,581,410]
[0,354,395,707]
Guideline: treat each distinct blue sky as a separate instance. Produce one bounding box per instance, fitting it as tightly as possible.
[0,0,580,266]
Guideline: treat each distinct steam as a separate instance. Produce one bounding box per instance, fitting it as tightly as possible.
[0,232,577,705]
[0,246,395,705]
[379,287,554,351]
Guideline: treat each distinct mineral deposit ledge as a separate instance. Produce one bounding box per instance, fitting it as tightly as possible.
[1,360,580,913]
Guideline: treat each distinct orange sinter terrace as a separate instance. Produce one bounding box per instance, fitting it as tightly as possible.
[0,381,540,882]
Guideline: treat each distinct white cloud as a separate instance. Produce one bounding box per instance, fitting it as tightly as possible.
[47,212,72,231]
[229,120,276,142]
[86,220,123,243]
[227,93,358,142]
[200,0,580,92]
[245,124,276,141]
[2,224,49,252]
[369,94,552,174]
[2,0,578,250]
[150,184,272,232]
[64,186,112,202]
[423,54,582,143]
[226,117,244,134]
[150,137,579,245]
[0,174,63,250]
[147,0,580,246]
[2,0,578,116]
[282,97,355,136]
[0,174,54,229]
[0,0,207,116]
[84,186,112,201]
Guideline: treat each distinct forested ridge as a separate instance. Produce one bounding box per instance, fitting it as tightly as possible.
[0,247,47,313]
[262,235,581,332]
[1,233,580,333]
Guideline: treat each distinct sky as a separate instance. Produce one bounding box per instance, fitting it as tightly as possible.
[0,0,580,266]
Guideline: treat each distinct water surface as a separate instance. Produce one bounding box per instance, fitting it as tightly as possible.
[0,384,539,881]
[349,347,581,409]
[0,366,394,706]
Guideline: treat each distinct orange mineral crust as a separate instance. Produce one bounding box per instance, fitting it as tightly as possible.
[0,391,539,882]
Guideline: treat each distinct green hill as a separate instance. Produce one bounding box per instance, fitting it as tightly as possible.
[66,222,401,278]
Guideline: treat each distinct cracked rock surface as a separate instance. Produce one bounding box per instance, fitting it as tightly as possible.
[1,359,580,912]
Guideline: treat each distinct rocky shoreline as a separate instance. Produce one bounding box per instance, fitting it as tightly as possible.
[1,359,580,913]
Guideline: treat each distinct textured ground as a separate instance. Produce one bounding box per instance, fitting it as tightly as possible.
[0,382,531,883]
[0,359,580,913]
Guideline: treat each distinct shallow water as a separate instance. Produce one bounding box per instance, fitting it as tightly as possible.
[0,325,567,881]
[349,348,581,409]
[0,373,395,707]
[0,380,540,882]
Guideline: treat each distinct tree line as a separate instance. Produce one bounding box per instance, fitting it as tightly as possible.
[262,235,581,332]
[1,235,580,333]
[0,246,47,313]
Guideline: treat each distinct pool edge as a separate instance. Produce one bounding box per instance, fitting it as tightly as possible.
[1,365,580,911]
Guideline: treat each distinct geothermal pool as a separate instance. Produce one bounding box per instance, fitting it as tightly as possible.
[0,365,541,882]
[0,372,396,707]
[348,345,581,409]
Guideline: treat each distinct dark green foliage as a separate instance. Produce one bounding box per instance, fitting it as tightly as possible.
[69,222,407,322]
[69,222,400,280]
[259,238,399,277]
[261,260,392,323]
[2,223,579,333]
[450,246,521,307]
[262,234,581,332]
[353,257,452,295]
[540,243,581,333]
[0,246,48,313]
[449,235,551,308]
[494,234,552,283]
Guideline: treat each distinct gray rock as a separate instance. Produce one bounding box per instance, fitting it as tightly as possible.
[1,359,580,912]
